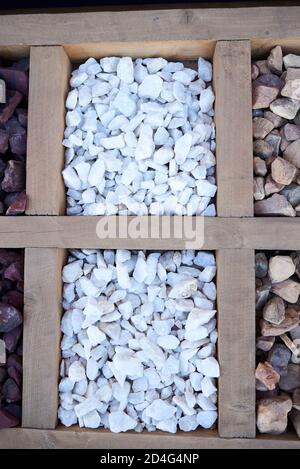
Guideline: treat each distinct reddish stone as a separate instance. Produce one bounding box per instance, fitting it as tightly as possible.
[257,396,292,435]
[7,366,22,388]
[1,160,25,192]
[6,190,26,215]
[0,90,23,124]
[255,361,280,390]
[0,408,19,428]
[282,123,300,142]
[0,303,22,333]
[0,128,9,153]
[16,108,27,128]
[253,85,279,110]
[0,68,28,96]
[3,325,22,352]
[3,192,19,209]
[4,118,27,155]
[256,336,275,352]
[4,290,23,309]
[2,377,21,402]
[4,260,23,282]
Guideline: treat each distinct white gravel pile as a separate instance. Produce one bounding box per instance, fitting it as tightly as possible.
[62,56,216,216]
[58,249,219,433]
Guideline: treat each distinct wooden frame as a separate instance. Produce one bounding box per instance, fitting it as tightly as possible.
[0,5,300,449]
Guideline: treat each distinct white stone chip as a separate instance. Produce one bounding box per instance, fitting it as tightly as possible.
[197,357,220,378]
[156,417,177,433]
[138,75,163,100]
[157,335,179,350]
[196,410,217,429]
[117,57,134,83]
[68,361,86,382]
[83,410,101,428]
[169,278,198,299]
[145,399,176,420]
[198,58,212,82]
[62,260,82,283]
[109,411,137,432]
[135,124,155,160]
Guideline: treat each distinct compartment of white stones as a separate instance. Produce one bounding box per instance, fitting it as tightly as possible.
[62,56,216,216]
[59,249,219,433]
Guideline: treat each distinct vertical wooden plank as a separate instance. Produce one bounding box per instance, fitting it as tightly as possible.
[26,46,71,215]
[214,40,253,217]
[22,248,65,429]
[217,249,256,438]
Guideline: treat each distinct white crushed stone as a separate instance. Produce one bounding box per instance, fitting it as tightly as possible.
[58,249,219,433]
[63,56,216,216]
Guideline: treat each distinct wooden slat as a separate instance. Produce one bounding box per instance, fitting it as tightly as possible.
[26,46,71,215]
[0,217,299,250]
[214,41,253,217]
[0,7,300,46]
[0,427,299,449]
[22,248,65,429]
[217,249,256,438]
[66,40,215,62]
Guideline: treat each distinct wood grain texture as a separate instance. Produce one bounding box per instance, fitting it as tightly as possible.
[26,46,71,215]
[251,37,300,59]
[214,41,253,217]
[66,40,215,62]
[0,427,299,449]
[0,217,299,250]
[0,7,300,46]
[217,249,256,438]
[22,248,66,429]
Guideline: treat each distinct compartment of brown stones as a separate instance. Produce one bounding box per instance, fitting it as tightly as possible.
[255,251,300,438]
[252,46,300,216]
[0,56,29,215]
[0,249,24,429]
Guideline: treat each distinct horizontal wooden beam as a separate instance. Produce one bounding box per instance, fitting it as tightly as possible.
[0,217,299,250]
[0,427,298,449]
[0,7,300,46]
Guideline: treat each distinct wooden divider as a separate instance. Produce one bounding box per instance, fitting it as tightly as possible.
[22,248,65,429]
[214,40,253,217]
[1,427,299,449]
[213,40,256,439]
[217,249,256,438]
[0,217,300,250]
[26,46,71,215]
[0,7,300,47]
